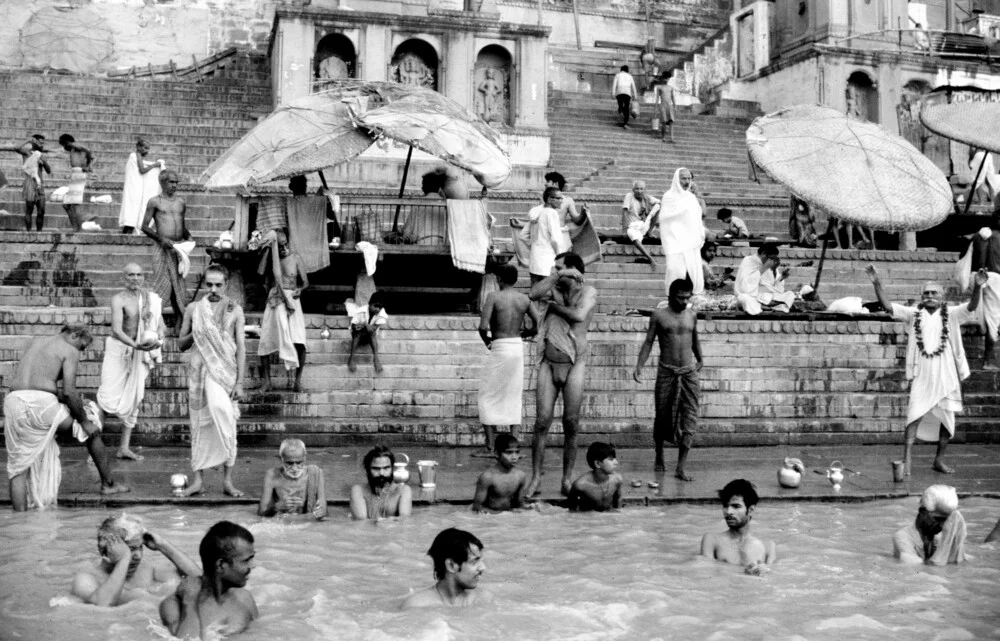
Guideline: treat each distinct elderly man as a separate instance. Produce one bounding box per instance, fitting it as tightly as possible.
[734,243,795,315]
[893,485,967,564]
[868,265,987,475]
[524,252,598,498]
[5,325,129,510]
[660,168,705,295]
[622,179,661,267]
[401,528,485,609]
[349,445,413,519]
[972,212,1000,369]
[97,263,165,461]
[141,170,193,326]
[177,265,247,497]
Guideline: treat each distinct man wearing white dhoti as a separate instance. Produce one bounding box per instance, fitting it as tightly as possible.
[475,263,540,456]
[97,264,165,461]
[5,325,129,510]
[659,168,705,295]
[118,139,163,234]
[177,265,247,497]
[972,214,1000,369]
[868,265,987,475]
[259,230,309,392]
[734,244,797,315]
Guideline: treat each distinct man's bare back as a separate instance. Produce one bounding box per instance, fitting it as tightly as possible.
[487,289,534,339]
[10,335,79,395]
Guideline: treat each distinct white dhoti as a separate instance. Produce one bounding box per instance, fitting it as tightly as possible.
[626,220,649,243]
[189,297,241,471]
[63,168,87,205]
[4,391,100,510]
[259,287,306,370]
[189,373,239,471]
[97,337,149,429]
[976,272,1000,340]
[118,153,161,231]
[664,249,704,295]
[736,290,796,315]
[477,338,524,426]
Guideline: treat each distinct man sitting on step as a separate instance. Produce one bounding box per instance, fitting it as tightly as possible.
[734,243,795,315]
[621,179,660,268]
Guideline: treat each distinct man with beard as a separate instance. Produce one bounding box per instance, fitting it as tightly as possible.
[401,528,485,609]
[141,170,193,328]
[97,263,165,461]
[160,521,258,640]
[700,479,775,575]
[867,265,987,475]
[350,445,412,519]
[634,276,703,480]
[177,265,247,497]
[72,513,199,606]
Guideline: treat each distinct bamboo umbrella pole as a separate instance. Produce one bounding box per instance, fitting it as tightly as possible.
[392,146,414,232]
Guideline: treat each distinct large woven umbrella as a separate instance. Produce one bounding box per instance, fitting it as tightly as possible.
[920,90,1000,213]
[747,104,952,289]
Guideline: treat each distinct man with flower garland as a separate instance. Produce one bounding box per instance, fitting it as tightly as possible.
[867,265,988,475]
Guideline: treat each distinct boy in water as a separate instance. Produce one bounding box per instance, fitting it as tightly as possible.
[472,433,529,512]
[567,442,623,511]
[258,438,327,520]
[700,478,776,575]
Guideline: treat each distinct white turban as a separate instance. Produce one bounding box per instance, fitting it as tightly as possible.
[920,484,959,515]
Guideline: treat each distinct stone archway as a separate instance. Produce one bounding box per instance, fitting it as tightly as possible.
[846,70,879,123]
[390,39,438,90]
[473,45,512,126]
[898,79,949,174]
[315,33,356,86]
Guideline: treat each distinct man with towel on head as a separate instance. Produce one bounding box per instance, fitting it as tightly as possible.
[659,168,705,295]
[177,265,247,498]
[5,325,130,511]
[972,212,1000,369]
[524,252,597,498]
[893,485,967,565]
[118,139,163,234]
[142,170,195,330]
[475,263,540,456]
[868,265,988,475]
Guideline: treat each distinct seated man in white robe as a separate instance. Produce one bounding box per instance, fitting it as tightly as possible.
[734,244,795,315]
[893,484,967,565]
[868,265,987,474]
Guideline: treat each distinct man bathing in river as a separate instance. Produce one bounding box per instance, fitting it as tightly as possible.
[701,479,776,575]
[350,445,412,519]
[402,528,485,609]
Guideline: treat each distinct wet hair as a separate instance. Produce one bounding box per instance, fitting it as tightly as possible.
[96,513,145,556]
[700,240,718,261]
[362,444,395,471]
[279,438,306,459]
[555,251,585,275]
[367,292,385,309]
[586,441,616,469]
[199,521,254,578]
[716,208,733,221]
[668,276,694,297]
[288,174,308,195]
[496,263,519,286]
[620,65,629,72]
[159,169,179,184]
[542,186,561,203]
[58,133,75,146]
[31,133,45,141]
[60,324,93,342]
[204,264,229,282]
[758,242,780,258]
[718,479,759,508]
[427,528,484,580]
[494,433,519,453]
[544,172,567,190]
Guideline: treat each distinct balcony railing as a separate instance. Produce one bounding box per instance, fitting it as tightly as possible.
[826,28,997,62]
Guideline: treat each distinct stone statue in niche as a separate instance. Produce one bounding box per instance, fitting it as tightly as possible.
[474,66,508,125]
[845,84,866,121]
[393,53,435,89]
[318,55,349,80]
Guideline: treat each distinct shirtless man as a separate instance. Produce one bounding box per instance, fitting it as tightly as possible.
[141,170,191,325]
[72,513,199,606]
[259,229,309,392]
[160,521,258,640]
[472,433,528,512]
[57,133,95,231]
[401,528,485,609]
[700,479,776,575]
[97,263,165,461]
[634,277,703,480]
[349,445,413,520]
[476,263,539,455]
[1,134,51,231]
[5,325,129,510]
[524,252,598,498]
[567,442,623,512]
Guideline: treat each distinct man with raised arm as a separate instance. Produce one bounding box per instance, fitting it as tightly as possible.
[475,262,539,456]
[634,276,703,481]
[867,264,987,475]
[1,134,51,231]
[160,521,258,640]
[177,265,247,497]
[97,263,165,461]
[701,479,776,575]
[57,133,96,231]
[141,170,192,327]
[5,325,129,510]
[524,252,598,498]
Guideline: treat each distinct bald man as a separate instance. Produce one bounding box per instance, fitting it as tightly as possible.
[868,266,987,475]
[97,264,166,460]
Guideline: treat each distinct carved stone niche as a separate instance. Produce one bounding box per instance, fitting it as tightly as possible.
[473,44,512,126]
[391,39,438,90]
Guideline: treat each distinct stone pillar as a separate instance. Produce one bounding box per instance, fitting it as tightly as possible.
[444,31,474,110]
[515,35,546,128]
[363,25,391,82]
[900,231,917,251]
[273,17,314,107]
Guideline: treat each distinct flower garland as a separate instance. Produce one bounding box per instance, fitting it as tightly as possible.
[914,304,949,358]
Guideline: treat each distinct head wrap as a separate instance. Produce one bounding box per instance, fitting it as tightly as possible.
[920,484,959,515]
[659,168,704,253]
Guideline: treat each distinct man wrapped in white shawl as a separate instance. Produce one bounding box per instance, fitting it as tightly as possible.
[118,139,163,233]
[734,244,796,315]
[893,484,967,565]
[659,168,705,295]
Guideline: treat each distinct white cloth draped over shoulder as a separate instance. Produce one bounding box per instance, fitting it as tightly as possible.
[119,153,162,232]
[659,168,705,294]
[97,291,162,428]
[734,254,796,315]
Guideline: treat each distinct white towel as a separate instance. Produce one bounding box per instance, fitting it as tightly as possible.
[446,199,491,274]
[174,240,197,278]
[356,241,378,276]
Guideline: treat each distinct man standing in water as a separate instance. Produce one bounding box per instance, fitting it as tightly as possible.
[867,265,986,475]
[524,252,597,498]
[402,528,485,609]
[349,445,412,519]
[634,277,702,480]
[475,263,539,456]
[701,479,776,575]
[142,170,191,326]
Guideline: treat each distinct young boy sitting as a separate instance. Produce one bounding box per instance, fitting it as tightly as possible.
[716,208,750,240]
[258,438,328,520]
[346,292,388,373]
[472,433,528,512]
[567,442,624,512]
